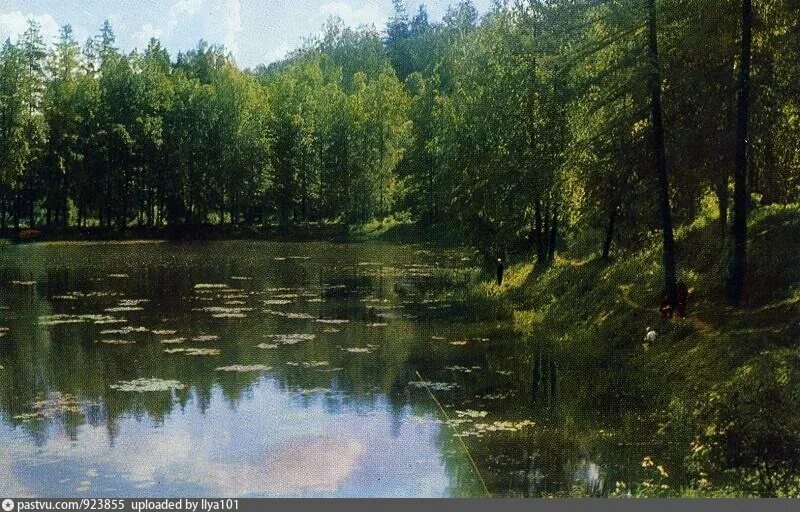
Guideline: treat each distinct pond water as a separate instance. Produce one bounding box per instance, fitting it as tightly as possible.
[0,241,652,497]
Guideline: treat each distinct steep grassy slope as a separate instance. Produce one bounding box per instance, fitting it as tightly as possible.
[480,204,800,495]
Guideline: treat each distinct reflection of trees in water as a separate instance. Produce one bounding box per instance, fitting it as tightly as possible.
[0,243,441,446]
[0,242,652,496]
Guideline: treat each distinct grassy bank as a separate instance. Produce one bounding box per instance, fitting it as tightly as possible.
[466,204,800,496]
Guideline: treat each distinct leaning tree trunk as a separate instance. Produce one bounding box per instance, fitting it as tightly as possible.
[726,0,752,306]
[647,0,678,307]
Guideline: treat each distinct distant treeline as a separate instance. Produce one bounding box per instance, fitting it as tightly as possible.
[0,0,798,298]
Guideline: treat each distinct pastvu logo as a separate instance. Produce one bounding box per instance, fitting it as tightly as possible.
[1,499,14,511]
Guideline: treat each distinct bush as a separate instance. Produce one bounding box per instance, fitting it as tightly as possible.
[687,349,800,496]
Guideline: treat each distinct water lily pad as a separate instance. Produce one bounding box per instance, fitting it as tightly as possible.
[191,335,219,342]
[408,381,460,391]
[455,409,488,418]
[13,392,94,420]
[99,326,148,335]
[287,360,329,368]
[163,347,220,356]
[160,337,186,344]
[109,378,186,392]
[265,333,315,345]
[214,364,271,372]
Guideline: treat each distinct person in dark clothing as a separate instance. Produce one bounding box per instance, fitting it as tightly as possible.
[676,281,689,318]
[659,291,673,318]
[496,258,504,286]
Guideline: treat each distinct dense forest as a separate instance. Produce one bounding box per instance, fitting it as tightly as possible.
[1,0,799,497]
[0,0,798,294]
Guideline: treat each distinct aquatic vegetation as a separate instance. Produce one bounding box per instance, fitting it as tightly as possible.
[478,391,517,400]
[194,306,254,318]
[445,365,480,373]
[408,381,460,391]
[191,335,220,342]
[159,337,187,344]
[13,392,96,420]
[455,409,488,418]
[341,344,378,354]
[109,378,186,392]
[264,333,315,345]
[118,299,149,307]
[321,327,341,333]
[99,326,148,335]
[263,299,292,305]
[457,420,536,438]
[287,360,329,368]
[215,365,272,372]
[263,309,314,319]
[38,314,124,326]
[163,348,221,356]
[296,387,332,394]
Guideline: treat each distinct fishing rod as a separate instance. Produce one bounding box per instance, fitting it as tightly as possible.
[414,370,492,498]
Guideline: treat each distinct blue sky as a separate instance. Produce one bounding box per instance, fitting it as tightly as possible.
[0,0,494,68]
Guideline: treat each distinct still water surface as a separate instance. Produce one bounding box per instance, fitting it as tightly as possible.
[0,241,649,497]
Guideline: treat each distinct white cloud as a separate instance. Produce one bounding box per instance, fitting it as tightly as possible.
[130,0,203,51]
[132,23,162,48]
[320,1,387,29]
[263,41,297,64]
[0,11,61,45]
[218,0,242,58]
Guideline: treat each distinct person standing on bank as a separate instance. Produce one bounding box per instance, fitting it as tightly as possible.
[496,257,504,286]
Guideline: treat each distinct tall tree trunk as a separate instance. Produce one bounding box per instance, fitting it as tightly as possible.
[647,0,678,307]
[726,0,752,306]
[602,204,618,260]
[534,199,545,264]
[547,204,558,263]
[0,195,6,236]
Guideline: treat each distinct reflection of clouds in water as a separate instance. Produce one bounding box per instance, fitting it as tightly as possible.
[1,381,453,497]
[573,459,604,495]
[195,436,364,495]
[0,449,35,496]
